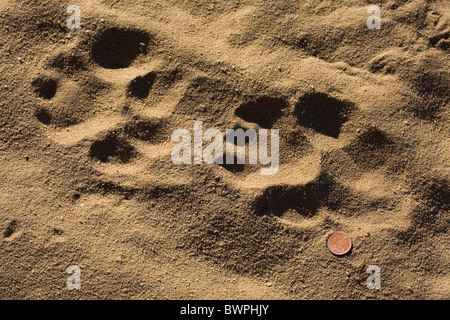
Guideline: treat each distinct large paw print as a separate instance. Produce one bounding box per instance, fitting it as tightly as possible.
[30,18,418,266]
[31,25,192,184]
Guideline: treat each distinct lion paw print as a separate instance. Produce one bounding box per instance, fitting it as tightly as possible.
[31,25,192,182]
[30,21,411,237]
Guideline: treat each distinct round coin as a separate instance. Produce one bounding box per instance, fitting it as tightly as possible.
[327,232,352,256]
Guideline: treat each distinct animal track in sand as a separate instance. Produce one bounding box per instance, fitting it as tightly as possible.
[89,133,137,164]
[35,108,52,125]
[294,92,354,138]
[253,173,350,219]
[4,0,448,299]
[32,76,58,100]
[127,72,157,99]
[91,27,152,69]
[123,117,167,143]
[235,96,289,128]
[30,15,417,274]
[33,24,373,233]
[3,220,18,238]
[34,24,173,158]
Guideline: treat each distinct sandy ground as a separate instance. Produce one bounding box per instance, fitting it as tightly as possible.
[0,0,449,299]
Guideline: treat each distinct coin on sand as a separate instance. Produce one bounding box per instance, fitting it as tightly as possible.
[327,232,352,256]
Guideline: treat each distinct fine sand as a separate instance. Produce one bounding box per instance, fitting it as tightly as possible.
[0,0,449,299]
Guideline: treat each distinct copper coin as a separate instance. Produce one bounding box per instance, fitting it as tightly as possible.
[327,232,352,256]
